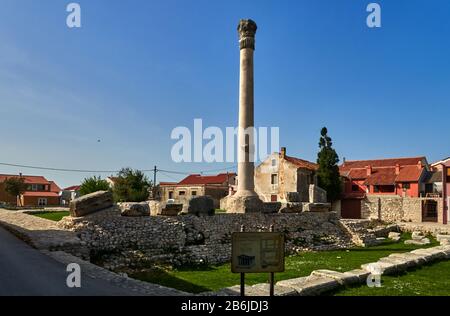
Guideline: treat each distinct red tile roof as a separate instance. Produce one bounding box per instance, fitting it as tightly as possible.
[159,182,177,186]
[396,165,424,182]
[160,173,236,186]
[340,156,426,185]
[49,181,61,193]
[0,174,51,184]
[64,185,81,191]
[340,157,426,172]
[284,156,318,171]
[364,167,397,185]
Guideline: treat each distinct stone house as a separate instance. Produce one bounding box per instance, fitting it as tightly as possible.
[0,174,61,207]
[254,147,320,203]
[338,156,448,224]
[61,185,81,206]
[159,173,236,209]
[431,157,450,225]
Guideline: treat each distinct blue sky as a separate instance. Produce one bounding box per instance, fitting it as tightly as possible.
[0,0,449,188]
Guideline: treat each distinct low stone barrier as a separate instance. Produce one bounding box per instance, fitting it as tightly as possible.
[207,244,450,296]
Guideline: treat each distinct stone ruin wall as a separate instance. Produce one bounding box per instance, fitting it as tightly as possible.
[58,209,352,270]
[361,196,442,223]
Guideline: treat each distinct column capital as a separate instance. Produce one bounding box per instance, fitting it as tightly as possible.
[238,19,257,50]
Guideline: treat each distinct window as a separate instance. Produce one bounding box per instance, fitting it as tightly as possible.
[374,186,380,193]
[191,191,197,196]
[179,191,186,196]
[32,184,38,191]
[271,174,278,185]
[38,198,47,206]
[403,183,411,190]
[447,168,450,183]
[271,159,277,167]
[168,191,173,199]
[352,185,359,192]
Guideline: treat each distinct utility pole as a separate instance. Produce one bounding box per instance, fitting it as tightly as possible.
[153,166,157,186]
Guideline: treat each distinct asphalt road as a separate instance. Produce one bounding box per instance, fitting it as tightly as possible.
[0,226,133,296]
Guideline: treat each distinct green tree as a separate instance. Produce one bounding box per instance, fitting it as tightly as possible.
[317,127,342,202]
[113,168,151,202]
[3,176,27,206]
[79,176,110,196]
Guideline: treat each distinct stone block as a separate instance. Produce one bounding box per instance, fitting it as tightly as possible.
[148,200,162,216]
[411,231,424,241]
[279,202,302,213]
[311,269,359,285]
[286,192,300,203]
[388,253,427,266]
[262,202,281,214]
[303,203,331,213]
[388,232,401,239]
[188,196,215,216]
[277,275,339,296]
[343,269,371,283]
[225,195,263,213]
[118,202,150,217]
[250,283,298,296]
[160,203,183,216]
[69,191,113,217]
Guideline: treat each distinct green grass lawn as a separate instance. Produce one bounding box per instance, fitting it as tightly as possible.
[129,233,440,293]
[333,259,450,296]
[33,211,70,221]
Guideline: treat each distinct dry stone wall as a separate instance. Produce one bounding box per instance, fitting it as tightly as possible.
[58,208,352,269]
[360,196,441,223]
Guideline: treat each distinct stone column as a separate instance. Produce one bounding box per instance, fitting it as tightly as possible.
[226,19,263,213]
[237,19,257,197]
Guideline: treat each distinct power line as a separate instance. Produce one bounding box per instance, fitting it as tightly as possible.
[0,162,237,176]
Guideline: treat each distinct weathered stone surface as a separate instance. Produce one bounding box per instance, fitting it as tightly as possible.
[412,231,424,241]
[343,269,371,282]
[303,203,331,213]
[225,195,264,213]
[262,202,281,214]
[437,234,450,246]
[160,203,183,216]
[309,185,327,203]
[148,200,162,216]
[405,238,430,246]
[277,275,339,296]
[279,202,302,213]
[286,192,300,203]
[388,232,401,239]
[118,202,150,217]
[69,191,113,217]
[188,196,214,216]
[311,269,359,285]
[361,261,398,275]
[388,252,427,266]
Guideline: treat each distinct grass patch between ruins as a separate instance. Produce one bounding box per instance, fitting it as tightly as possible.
[32,211,70,222]
[333,259,450,296]
[129,233,440,294]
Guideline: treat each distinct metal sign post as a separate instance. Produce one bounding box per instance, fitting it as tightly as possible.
[232,225,285,297]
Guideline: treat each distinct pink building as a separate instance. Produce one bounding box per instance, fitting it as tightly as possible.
[431,157,450,225]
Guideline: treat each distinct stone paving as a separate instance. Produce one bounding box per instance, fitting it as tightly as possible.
[0,208,81,250]
[43,251,188,296]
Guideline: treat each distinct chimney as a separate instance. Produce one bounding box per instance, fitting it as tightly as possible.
[19,172,23,178]
[366,165,372,176]
[395,164,401,175]
[280,147,286,159]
